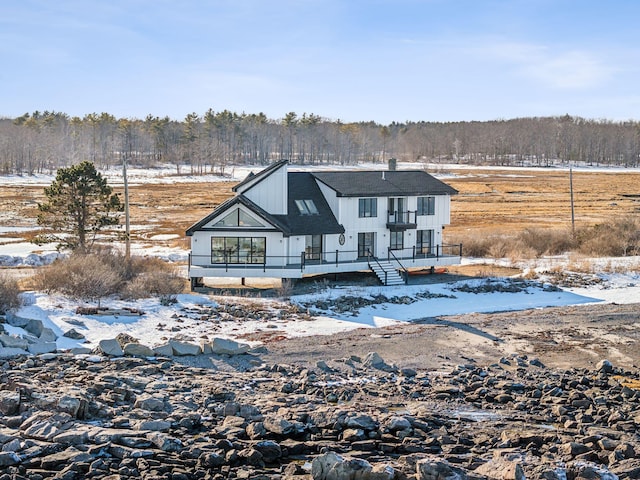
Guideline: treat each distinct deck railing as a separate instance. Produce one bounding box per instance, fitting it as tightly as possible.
[189,243,462,273]
[387,210,417,225]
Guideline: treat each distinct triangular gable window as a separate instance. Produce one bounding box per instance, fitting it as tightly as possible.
[213,209,264,227]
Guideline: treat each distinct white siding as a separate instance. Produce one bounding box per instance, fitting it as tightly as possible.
[316,181,340,218]
[242,165,288,214]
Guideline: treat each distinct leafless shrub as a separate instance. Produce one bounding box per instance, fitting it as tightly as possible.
[577,218,640,257]
[35,254,121,306]
[276,279,294,299]
[517,228,576,256]
[0,273,22,314]
[34,251,185,305]
[122,264,185,304]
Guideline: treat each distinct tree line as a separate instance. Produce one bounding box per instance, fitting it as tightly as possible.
[1,110,639,175]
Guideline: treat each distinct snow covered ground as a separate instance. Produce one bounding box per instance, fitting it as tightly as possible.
[3,258,638,353]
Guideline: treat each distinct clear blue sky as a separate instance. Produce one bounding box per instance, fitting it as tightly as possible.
[2,0,639,124]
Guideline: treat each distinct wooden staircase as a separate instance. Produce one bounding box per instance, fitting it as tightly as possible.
[369,259,405,286]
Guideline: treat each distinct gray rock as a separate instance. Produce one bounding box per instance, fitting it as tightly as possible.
[0,452,19,467]
[153,343,174,357]
[597,359,614,373]
[475,459,525,479]
[211,337,250,355]
[0,391,20,415]
[98,338,124,356]
[123,342,155,357]
[63,328,85,340]
[24,318,44,337]
[416,457,468,480]
[0,334,28,350]
[27,341,57,355]
[5,312,30,327]
[311,451,373,480]
[0,346,28,358]
[147,432,182,452]
[134,419,171,432]
[169,339,202,356]
[57,395,86,418]
[134,395,165,412]
[253,440,282,463]
[346,414,378,431]
[263,416,297,436]
[52,429,90,445]
[363,351,398,372]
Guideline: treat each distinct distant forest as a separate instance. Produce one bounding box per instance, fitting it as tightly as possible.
[1,110,639,175]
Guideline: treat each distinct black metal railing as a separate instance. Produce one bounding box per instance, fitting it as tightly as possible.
[189,243,462,272]
[387,248,409,284]
[387,210,417,225]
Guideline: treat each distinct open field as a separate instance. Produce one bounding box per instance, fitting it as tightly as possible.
[2,167,639,252]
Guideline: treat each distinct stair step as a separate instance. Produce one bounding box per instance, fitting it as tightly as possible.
[369,259,405,286]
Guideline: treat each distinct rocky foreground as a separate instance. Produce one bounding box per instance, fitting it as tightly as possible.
[1,341,640,480]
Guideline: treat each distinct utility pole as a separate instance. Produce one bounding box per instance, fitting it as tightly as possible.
[569,167,575,237]
[123,154,131,259]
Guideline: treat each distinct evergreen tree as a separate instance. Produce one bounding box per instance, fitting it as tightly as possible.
[35,161,123,252]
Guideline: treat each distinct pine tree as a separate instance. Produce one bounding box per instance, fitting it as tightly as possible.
[35,161,123,252]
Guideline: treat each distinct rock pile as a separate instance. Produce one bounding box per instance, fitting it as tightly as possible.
[0,348,639,479]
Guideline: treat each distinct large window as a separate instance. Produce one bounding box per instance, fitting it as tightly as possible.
[211,237,266,264]
[214,209,264,227]
[417,196,435,216]
[358,198,377,218]
[390,231,404,250]
[417,229,434,255]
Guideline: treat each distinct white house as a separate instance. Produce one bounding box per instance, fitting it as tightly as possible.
[186,161,461,288]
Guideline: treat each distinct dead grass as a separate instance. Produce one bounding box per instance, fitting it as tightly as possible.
[1,169,639,262]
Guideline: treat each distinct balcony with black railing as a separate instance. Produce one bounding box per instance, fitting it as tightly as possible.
[386,210,417,231]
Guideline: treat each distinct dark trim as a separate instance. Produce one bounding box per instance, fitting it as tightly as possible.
[195,227,281,233]
[185,195,291,236]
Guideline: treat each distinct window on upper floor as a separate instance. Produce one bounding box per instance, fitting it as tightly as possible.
[417,196,435,216]
[358,198,377,218]
[214,209,264,227]
[295,199,319,215]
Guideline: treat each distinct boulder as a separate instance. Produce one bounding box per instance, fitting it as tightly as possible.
[5,312,30,327]
[0,390,21,415]
[123,342,155,357]
[134,395,165,412]
[0,346,28,358]
[27,341,57,355]
[211,337,250,355]
[98,338,124,356]
[147,432,182,452]
[63,328,85,340]
[311,451,373,480]
[363,351,398,372]
[596,359,614,373]
[474,459,525,479]
[24,318,44,337]
[416,457,469,480]
[169,339,202,356]
[0,334,29,350]
[153,343,174,357]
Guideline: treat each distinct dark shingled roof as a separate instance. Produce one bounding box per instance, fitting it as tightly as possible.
[271,172,344,236]
[311,170,458,197]
[186,172,343,237]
